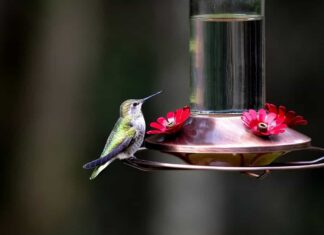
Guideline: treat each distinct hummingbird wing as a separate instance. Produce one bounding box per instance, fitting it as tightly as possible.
[83,117,136,180]
[83,137,132,170]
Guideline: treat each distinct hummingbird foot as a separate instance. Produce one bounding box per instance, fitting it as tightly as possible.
[128,155,137,160]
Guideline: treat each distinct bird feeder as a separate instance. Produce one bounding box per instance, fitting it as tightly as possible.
[125,0,324,177]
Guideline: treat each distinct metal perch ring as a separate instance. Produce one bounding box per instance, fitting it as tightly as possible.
[123,146,324,179]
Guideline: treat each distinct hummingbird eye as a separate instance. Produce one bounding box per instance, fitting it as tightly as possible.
[133,102,139,107]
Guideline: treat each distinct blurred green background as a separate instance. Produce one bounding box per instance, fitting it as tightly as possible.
[1,0,324,234]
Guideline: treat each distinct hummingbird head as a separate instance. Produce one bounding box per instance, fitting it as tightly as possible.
[120,91,162,118]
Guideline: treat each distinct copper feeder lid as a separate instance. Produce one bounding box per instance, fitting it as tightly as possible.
[145,114,311,154]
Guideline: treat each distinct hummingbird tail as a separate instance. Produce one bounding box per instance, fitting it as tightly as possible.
[89,158,115,180]
[83,154,115,170]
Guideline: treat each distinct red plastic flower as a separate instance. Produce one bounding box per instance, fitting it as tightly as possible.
[242,109,287,136]
[147,106,191,135]
[265,103,308,127]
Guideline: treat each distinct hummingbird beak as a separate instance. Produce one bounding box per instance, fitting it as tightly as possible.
[141,91,162,103]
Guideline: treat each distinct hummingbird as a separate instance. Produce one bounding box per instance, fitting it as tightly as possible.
[83,91,162,180]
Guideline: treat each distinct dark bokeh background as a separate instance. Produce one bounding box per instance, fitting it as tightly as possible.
[1,0,324,234]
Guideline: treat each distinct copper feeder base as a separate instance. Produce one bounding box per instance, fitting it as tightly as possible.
[123,115,324,178]
[145,115,311,167]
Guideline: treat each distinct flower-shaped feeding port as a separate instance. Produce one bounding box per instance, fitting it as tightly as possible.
[265,103,308,127]
[242,109,287,137]
[147,106,190,135]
